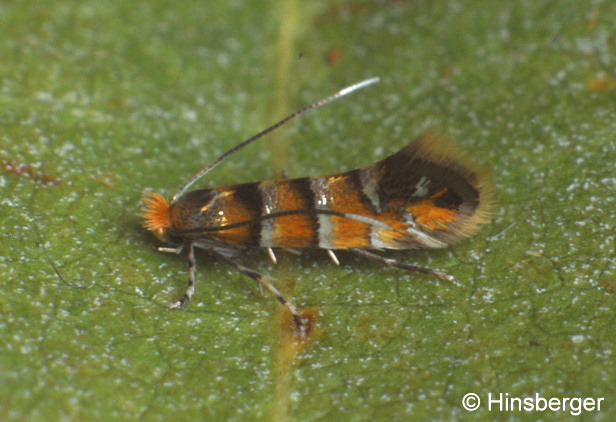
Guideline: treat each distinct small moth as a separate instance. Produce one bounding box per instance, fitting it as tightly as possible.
[143,78,493,336]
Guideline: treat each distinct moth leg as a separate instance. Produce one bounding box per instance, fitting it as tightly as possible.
[266,247,277,264]
[158,245,184,254]
[211,249,307,337]
[282,247,302,256]
[354,249,455,283]
[168,242,196,309]
[327,249,340,265]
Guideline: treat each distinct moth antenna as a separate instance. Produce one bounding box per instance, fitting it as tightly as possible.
[171,77,381,204]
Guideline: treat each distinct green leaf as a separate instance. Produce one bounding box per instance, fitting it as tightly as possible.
[1,0,615,420]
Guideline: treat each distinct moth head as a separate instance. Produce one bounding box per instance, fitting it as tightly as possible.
[142,192,173,244]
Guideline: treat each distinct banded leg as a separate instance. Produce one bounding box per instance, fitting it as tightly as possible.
[168,242,196,309]
[211,249,307,337]
[354,249,455,283]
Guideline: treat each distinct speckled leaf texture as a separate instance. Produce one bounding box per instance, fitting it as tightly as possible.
[1,1,614,421]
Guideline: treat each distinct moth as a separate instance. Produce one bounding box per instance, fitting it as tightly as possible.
[142,78,493,336]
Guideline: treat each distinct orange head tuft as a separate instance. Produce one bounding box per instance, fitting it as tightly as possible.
[142,192,171,232]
